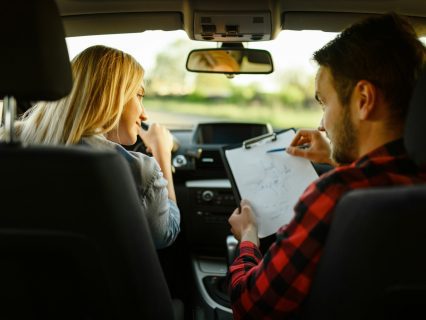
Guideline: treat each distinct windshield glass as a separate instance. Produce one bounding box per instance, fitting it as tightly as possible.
[65,30,338,130]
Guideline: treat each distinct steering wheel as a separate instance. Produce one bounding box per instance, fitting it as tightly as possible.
[131,122,149,154]
[131,135,149,154]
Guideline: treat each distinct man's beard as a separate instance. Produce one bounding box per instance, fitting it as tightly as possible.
[330,108,358,165]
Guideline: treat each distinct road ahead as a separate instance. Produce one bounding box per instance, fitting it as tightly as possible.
[147,110,224,129]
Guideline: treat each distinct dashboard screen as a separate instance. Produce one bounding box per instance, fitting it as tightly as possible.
[193,123,271,144]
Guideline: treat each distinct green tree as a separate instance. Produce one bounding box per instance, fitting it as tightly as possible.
[192,73,233,98]
[276,69,316,109]
[145,39,197,95]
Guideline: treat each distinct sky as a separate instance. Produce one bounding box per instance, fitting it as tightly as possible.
[66,30,186,70]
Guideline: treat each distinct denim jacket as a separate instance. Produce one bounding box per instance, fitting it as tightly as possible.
[81,135,180,249]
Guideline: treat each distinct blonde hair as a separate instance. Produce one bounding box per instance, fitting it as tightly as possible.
[16,45,144,145]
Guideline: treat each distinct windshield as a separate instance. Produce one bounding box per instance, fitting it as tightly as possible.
[65,30,336,130]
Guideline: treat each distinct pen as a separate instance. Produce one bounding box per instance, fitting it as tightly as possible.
[266,147,287,153]
[266,144,310,153]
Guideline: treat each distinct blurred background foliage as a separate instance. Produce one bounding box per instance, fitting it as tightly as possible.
[145,39,321,129]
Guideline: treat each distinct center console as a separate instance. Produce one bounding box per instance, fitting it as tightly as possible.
[177,122,272,256]
[174,123,273,320]
[183,179,234,255]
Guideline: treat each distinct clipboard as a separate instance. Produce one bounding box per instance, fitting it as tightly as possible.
[220,128,319,238]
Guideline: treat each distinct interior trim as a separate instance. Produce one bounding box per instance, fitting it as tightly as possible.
[63,12,183,37]
[282,11,426,35]
[191,256,232,314]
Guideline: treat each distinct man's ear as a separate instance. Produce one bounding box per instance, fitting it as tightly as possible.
[353,80,376,120]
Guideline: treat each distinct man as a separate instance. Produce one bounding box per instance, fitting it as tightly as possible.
[228,13,426,319]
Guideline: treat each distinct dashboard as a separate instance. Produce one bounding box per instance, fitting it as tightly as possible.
[131,121,331,256]
[171,122,272,174]
[170,122,273,255]
[192,122,272,145]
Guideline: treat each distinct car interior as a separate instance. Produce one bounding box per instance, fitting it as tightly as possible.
[1,0,425,319]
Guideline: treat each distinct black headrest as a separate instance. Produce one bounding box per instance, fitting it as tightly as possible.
[0,0,72,104]
[405,66,426,166]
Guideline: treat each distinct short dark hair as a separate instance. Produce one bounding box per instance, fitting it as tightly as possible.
[313,13,425,118]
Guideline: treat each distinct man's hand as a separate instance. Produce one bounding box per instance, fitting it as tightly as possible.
[228,199,259,247]
[286,129,337,166]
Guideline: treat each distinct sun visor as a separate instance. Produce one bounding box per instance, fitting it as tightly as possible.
[64,12,183,37]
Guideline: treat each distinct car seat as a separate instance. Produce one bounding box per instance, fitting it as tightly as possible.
[0,1,179,319]
[301,66,426,319]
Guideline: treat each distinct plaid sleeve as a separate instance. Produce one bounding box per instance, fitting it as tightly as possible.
[228,180,345,319]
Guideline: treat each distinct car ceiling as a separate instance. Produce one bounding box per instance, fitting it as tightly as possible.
[57,0,426,38]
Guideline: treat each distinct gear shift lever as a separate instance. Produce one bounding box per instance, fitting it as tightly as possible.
[226,235,239,266]
[200,235,239,309]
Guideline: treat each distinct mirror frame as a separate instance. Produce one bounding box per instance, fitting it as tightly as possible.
[186,48,274,75]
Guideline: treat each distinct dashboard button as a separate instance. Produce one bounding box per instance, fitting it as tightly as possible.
[173,155,188,167]
[201,190,214,202]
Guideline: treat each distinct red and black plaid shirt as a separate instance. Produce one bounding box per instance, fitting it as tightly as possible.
[229,139,426,319]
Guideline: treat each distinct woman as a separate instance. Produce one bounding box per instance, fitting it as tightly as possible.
[11,45,180,249]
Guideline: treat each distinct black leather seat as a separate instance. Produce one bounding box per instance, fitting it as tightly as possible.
[302,67,426,320]
[0,1,177,319]
[0,147,178,320]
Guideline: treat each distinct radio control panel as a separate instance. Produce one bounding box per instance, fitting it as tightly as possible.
[195,189,235,206]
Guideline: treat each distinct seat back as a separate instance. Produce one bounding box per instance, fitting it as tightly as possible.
[302,186,426,320]
[302,67,426,320]
[0,146,175,319]
[0,1,175,319]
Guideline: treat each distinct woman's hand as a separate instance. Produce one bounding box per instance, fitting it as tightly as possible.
[139,123,176,201]
[138,123,174,155]
[286,129,336,166]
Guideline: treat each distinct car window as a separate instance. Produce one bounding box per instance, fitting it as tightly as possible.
[66,31,426,130]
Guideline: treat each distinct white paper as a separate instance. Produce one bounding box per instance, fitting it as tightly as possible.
[225,130,319,238]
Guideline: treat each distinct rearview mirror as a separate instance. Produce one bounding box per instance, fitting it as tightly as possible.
[186,48,273,74]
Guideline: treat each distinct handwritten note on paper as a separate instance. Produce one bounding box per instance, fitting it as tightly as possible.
[225,130,319,238]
